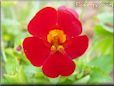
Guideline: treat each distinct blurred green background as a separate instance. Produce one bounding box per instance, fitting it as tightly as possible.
[0,0,113,85]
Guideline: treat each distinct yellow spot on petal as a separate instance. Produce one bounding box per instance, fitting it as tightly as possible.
[57,45,64,53]
[47,29,66,53]
[47,29,66,44]
[51,45,56,52]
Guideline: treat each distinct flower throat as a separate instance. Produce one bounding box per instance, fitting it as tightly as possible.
[47,29,66,53]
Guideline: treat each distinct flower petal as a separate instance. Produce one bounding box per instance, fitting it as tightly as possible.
[23,37,50,66]
[42,52,75,78]
[58,7,82,37]
[28,7,57,38]
[59,6,79,18]
[64,35,88,59]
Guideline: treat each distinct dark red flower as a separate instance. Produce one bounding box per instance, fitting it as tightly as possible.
[23,6,88,78]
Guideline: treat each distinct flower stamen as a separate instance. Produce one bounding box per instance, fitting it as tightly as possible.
[47,29,66,44]
[57,45,64,53]
[47,29,66,53]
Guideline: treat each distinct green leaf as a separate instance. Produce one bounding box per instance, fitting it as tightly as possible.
[2,66,27,84]
[23,64,39,78]
[88,67,112,84]
[58,77,73,84]
[75,60,91,79]
[88,55,113,73]
[17,66,28,83]
[74,75,90,84]
[93,37,113,56]
[95,12,113,34]
[49,77,60,84]
[3,74,19,84]
[4,49,19,74]
[94,25,113,37]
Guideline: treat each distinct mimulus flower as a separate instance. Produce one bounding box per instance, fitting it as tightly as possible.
[23,6,88,78]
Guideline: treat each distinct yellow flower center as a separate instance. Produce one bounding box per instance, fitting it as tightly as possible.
[47,29,66,53]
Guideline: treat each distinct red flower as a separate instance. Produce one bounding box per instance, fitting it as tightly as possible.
[23,6,88,78]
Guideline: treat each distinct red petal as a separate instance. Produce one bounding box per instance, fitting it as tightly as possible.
[58,7,82,37]
[42,52,75,78]
[59,6,79,18]
[23,37,50,66]
[28,7,57,38]
[64,35,88,59]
